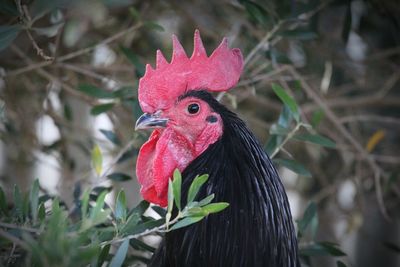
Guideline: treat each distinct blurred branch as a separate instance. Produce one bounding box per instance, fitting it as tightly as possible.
[17,1,54,61]
[10,46,96,104]
[288,66,398,220]
[244,20,284,66]
[339,115,400,126]
[302,96,400,113]
[0,228,29,250]
[57,62,114,84]
[6,22,143,77]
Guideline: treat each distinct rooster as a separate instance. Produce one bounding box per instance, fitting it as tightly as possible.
[135,30,300,267]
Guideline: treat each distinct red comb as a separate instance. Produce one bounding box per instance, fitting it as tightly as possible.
[138,30,244,113]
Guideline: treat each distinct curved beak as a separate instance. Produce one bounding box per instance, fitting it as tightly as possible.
[135,112,168,130]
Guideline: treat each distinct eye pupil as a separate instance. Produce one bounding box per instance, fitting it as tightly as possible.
[187,103,200,114]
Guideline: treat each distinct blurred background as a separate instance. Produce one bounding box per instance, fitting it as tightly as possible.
[0,0,399,266]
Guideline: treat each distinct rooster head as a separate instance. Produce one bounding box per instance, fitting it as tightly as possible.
[135,30,243,206]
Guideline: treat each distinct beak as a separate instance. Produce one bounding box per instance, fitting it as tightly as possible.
[135,112,168,130]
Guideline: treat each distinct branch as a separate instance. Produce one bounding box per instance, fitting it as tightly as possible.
[288,67,393,220]
[6,22,143,77]
[0,228,29,250]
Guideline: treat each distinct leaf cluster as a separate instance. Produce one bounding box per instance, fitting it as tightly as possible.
[0,168,228,266]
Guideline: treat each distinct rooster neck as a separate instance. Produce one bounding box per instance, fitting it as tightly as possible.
[150,91,300,267]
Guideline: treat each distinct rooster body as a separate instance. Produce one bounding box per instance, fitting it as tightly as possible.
[135,31,300,267]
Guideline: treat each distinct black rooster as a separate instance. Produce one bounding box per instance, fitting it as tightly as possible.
[135,31,300,267]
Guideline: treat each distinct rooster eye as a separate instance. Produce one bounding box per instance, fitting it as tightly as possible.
[187,103,200,114]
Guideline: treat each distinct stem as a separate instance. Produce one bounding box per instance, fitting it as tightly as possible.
[270,122,302,158]
[98,215,181,247]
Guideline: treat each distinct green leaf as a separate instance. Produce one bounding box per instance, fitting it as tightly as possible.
[274,158,312,177]
[30,179,40,223]
[91,144,103,176]
[167,179,174,215]
[337,261,348,267]
[32,22,64,37]
[293,133,336,148]
[38,203,46,222]
[272,84,300,122]
[128,200,149,217]
[185,202,229,217]
[81,190,111,231]
[297,202,318,238]
[128,6,140,20]
[269,124,290,135]
[130,238,156,253]
[120,213,140,235]
[90,191,108,220]
[97,244,111,267]
[0,25,21,51]
[99,129,121,146]
[170,216,205,231]
[187,174,209,204]
[107,172,131,182]
[13,184,23,221]
[320,242,347,256]
[115,190,127,222]
[172,169,182,211]
[22,193,30,220]
[0,186,7,215]
[264,135,283,156]
[81,189,90,219]
[77,84,115,99]
[51,198,61,213]
[109,239,129,267]
[278,105,294,128]
[240,0,270,26]
[311,109,324,128]
[151,205,167,217]
[127,218,164,235]
[198,194,215,206]
[90,103,115,116]
[202,202,229,214]
[120,47,145,77]
[112,86,135,99]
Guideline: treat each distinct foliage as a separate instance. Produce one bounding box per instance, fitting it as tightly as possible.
[0,169,228,266]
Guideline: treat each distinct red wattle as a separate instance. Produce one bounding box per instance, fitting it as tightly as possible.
[136,128,196,207]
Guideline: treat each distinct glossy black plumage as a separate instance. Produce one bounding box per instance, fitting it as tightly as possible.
[149,90,300,267]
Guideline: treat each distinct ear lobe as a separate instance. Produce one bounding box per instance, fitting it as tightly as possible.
[206,115,218,123]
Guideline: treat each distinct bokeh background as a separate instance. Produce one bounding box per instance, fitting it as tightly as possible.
[0,0,399,266]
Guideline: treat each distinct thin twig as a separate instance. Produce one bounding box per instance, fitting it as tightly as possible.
[0,228,29,250]
[6,22,143,77]
[10,46,96,104]
[244,21,284,66]
[25,29,54,61]
[98,214,180,247]
[0,221,40,233]
[57,62,114,84]
[271,122,303,158]
[339,115,400,126]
